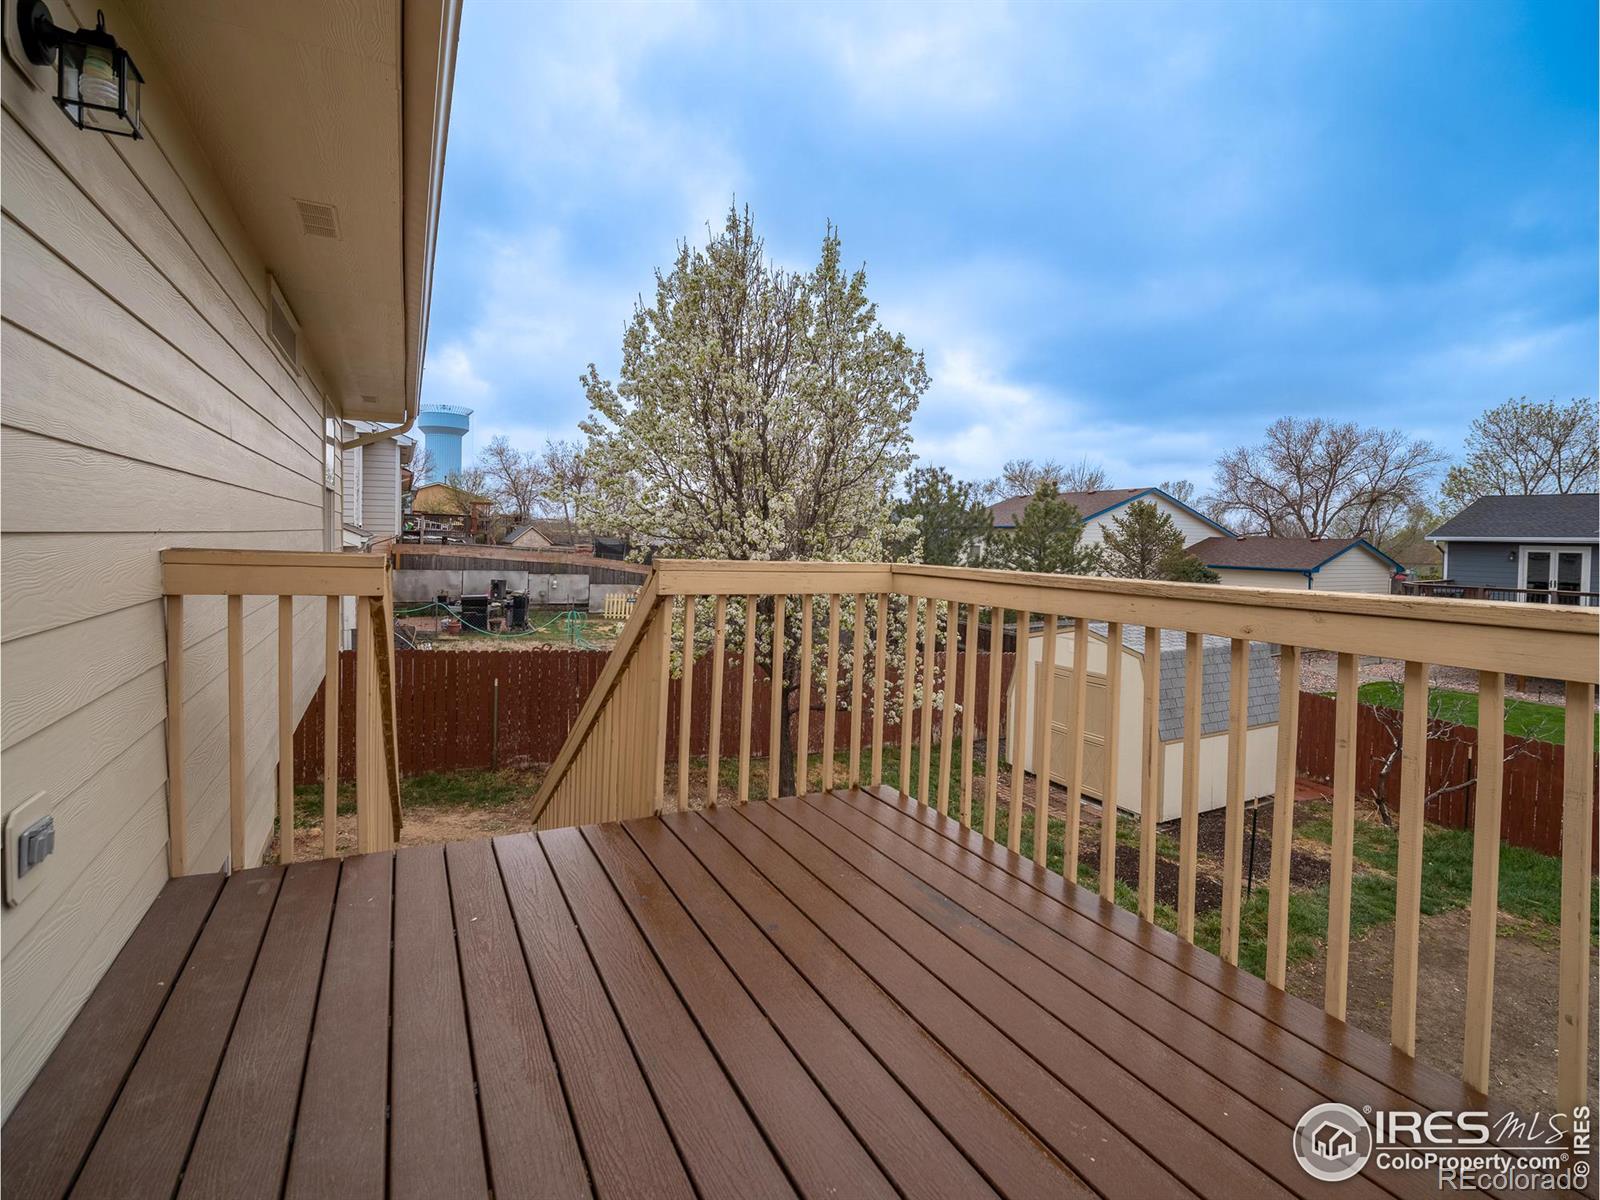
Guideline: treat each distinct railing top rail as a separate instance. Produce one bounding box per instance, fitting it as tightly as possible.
[160,548,390,597]
[648,559,1599,682]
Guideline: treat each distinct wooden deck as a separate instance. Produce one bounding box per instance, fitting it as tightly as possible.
[5,787,1511,1200]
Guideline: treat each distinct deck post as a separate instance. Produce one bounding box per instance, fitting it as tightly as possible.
[1557,680,1596,1129]
[164,595,186,877]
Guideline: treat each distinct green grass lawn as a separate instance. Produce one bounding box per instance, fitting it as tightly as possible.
[291,768,537,827]
[1354,681,1595,746]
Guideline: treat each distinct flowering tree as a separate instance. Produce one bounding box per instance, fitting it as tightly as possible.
[580,206,927,792]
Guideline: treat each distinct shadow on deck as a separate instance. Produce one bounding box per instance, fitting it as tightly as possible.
[6,787,1494,1200]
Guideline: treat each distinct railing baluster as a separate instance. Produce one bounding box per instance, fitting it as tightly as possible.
[821,595,841,792]
[228,593,246,870]
[164,595,187,877]
[738,595,756,805]
[1100,621,1123,902]
[277,596,295,866]
[1557,678,1596,1126]
[959,601,979,828]
[653,599,671,813]
[321,597,339,858]
[354,595,373,853]
[983,607,1003,841]
[1008,610,1031,854]
[769,596,786,802]
[1034,613,1058,868]
[707,595,728,809]
[900,597,918,796]
[937,602,959,815]
[1265,644,1301,985]
[849,593,865,787]
[1178,631,1203,941]
[797,595,814,794]
[1138,625,1161,922]
[1220,638,1249,964]
[1391,659,1428,1052]
[918,601,936,805]
[1462,669,1503,1092]
[1325,650,1359,1019]
[678,597,696,812]
[1060,618,1087,874]
[870,592,888,788]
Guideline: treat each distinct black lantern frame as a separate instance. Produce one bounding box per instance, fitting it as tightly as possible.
[16,2,143,140]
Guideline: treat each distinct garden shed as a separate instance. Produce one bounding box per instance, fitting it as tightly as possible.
[1010,621,1280,821]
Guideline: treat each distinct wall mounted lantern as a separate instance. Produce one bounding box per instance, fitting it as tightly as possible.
[16,3,143,139]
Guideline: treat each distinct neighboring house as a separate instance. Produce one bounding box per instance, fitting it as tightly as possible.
[1188,535,1402,594]
[987,486,1234,550]
[502,521,555,549]
[0,0,458,1113]
[341,421,416,546]
[412,480,495,540]
[1010,622,1279,821]
[1426,493,1600,605]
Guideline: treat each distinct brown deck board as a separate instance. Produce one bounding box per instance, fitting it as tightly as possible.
[180,858,339,1199]
[389,845,487,1200]
[816,788,1452,1200]
[446,838,587,1200]
[583,822,900,1200]
[13,791,1514,1200]
[72,865,283,1199]
[650,812,1069,1200]
[284,851,392,1200]
[2,871,223,1200]
[495,832,696,1200]
[873,784,1482,1114]
[541,826,796,1200]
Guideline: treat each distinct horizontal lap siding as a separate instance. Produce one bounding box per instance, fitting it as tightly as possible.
[0,9,340,1117]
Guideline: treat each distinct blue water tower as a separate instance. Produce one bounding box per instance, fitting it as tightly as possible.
[418,404,472,477]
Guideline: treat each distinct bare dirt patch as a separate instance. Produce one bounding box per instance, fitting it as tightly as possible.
[1285,907,1598,1117]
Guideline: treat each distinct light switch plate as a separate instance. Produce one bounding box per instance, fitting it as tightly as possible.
[5,791,53,907]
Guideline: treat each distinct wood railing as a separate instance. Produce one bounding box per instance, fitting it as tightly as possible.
[533,559,1599,1121]
[161,549,402,873]
[1398,579,1600,606]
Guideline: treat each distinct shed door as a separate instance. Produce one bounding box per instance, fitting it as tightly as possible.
[1048,667,1108,799]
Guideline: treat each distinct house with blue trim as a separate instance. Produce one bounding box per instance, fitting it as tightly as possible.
[1186,535,1403,594]
[1426,493,1598,604]
[988,486,1233,550]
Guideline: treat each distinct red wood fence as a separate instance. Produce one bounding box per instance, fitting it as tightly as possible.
[295,648,1015,785]
[295,652,1592,860]
[1295,691,1598,859]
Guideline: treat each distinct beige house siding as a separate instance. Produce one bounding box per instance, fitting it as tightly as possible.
[1211,567,1309,591]
[360,438,402,535]
[0,8,342,1114]
[1080,495,1221,550]
[1313,547,1395,594]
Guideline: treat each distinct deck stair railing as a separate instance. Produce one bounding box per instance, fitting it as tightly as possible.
[160,548,402,872]
[532,559,1599,1127]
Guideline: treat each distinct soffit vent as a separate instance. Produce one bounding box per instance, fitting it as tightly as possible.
[294,198,341,239]
[361,394,379,405]
[266,275,300,371]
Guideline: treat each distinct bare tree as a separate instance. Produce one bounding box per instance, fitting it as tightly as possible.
[989,455,1109,500]
[409,444,436,486]
[478,435,545,521]
[1441,397,1598,510]
[540,438,593,527]
[1204,417,1441,544]
[1158,478,1197,504]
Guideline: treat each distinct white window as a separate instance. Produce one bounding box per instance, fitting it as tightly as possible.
[1517,545,1592,605]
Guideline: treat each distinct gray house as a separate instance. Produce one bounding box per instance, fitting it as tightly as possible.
[1427,493,1599,604]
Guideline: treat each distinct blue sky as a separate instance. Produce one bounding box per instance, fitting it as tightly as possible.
[421,0,1597,493]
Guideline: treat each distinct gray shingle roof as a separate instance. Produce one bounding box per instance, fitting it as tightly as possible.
[1429,493,1599,541]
